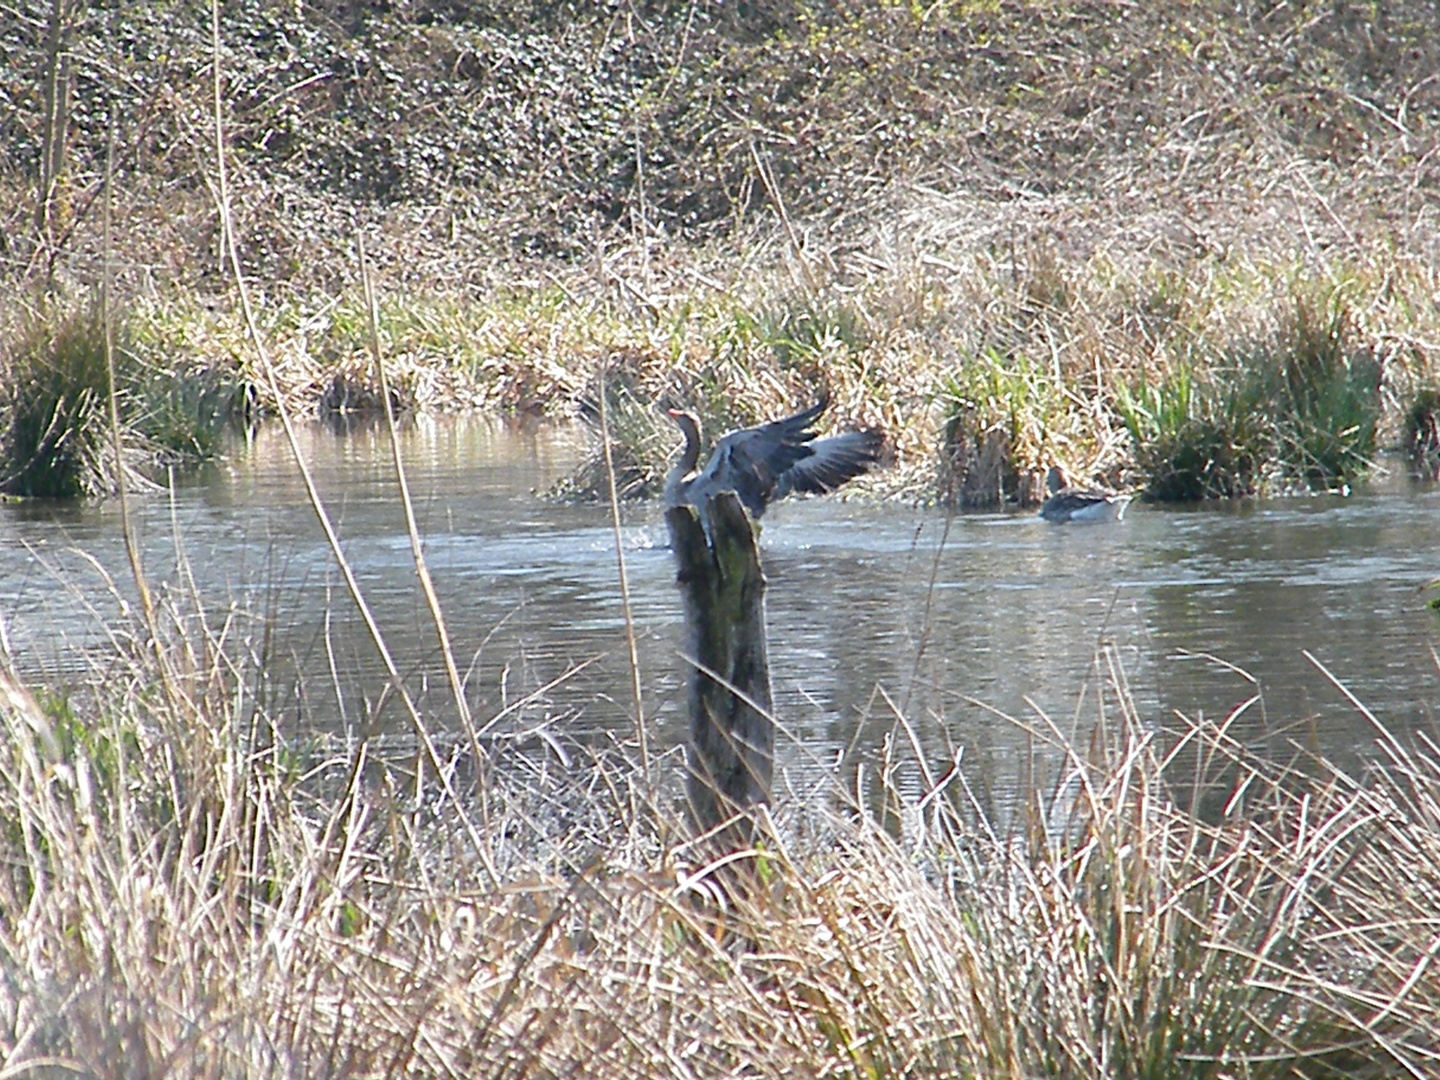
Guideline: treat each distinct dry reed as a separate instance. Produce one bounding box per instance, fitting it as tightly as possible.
[2,588,1437,1079]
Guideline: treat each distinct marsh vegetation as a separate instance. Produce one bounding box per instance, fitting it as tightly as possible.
[2,0,1440,1073]
[4,602,1440,1077]
[2,0,1439,503]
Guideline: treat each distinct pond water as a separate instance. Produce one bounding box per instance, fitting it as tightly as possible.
[3,416,1438,820]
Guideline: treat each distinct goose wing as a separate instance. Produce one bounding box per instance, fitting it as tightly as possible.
[694,401,827,516]
[775,429,885,499]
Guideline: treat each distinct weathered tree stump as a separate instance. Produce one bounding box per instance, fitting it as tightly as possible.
[666,493,774,842]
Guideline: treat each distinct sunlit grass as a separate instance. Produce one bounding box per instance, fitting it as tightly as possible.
[1118,359,1275,500]
[2,572,1437,1075]
[13,233,1437,506]
[1269,290,1381,489]
[0,295,251,497]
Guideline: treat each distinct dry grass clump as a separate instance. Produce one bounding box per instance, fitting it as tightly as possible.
[0,294,245,497]
[3,577,1439,1077]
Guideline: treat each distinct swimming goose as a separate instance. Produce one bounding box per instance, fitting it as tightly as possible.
[664,400,884,519]
[1039,465,1132,523]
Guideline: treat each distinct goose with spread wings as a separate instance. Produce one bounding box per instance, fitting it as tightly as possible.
[664,400,884,519]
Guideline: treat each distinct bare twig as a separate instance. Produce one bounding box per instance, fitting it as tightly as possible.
[598,361,651,788]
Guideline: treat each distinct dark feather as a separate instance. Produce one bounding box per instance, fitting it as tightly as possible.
[666,399,883,518]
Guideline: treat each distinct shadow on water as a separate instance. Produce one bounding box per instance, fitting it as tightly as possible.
[2,415,1438,826]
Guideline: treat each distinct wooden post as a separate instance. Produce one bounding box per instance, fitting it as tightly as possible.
[666,493,774,841]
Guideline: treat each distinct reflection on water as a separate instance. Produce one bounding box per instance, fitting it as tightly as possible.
[2,416,1438,825]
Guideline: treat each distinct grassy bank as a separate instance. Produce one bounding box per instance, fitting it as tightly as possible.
[2,584,1438,1076]
[2,0,1439,502]
[7,231,1438,503]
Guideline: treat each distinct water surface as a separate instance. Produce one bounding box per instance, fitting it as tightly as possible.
[3,416,1437,818]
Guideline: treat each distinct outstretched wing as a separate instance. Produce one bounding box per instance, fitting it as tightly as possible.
[686,399,883,517]
[775,429,885,499]
[698,400,827,516]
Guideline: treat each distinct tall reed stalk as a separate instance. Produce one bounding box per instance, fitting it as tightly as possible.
[2,591,1436,1077]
